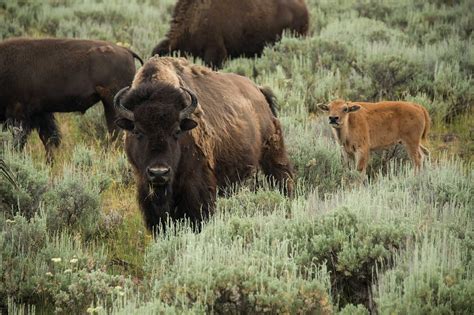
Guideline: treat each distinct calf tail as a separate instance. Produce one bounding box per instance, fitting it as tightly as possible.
[421,106,431,141]
[259,86,279,117]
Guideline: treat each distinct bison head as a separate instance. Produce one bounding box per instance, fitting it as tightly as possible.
[114,83,198,207]
[318,99,361,128]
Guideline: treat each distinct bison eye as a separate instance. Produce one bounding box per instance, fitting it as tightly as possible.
[132,129,144,139]
[173,129,181,139]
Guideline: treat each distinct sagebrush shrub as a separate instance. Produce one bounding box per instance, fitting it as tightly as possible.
[375,234,474,314]
[0,151,49,219]
[44,170,102,239]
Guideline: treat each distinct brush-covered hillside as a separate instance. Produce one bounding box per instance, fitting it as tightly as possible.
[0,0,473,314]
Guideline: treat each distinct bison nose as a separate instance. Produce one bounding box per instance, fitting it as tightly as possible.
[329,116,339,124]
[147,166,171,183]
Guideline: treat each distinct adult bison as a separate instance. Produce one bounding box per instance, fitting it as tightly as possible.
[0,38,143,161]
[152,0,309,68]
[114,56,294,232]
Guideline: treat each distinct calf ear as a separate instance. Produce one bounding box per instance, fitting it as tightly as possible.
[115,118,134,131]
[318,104,329,111]
[180,118,198,131]
[348,105,361,112]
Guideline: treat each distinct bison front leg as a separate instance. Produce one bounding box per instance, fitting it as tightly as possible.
[175,176,217,232]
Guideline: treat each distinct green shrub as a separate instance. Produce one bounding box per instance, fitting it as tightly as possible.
[144,216,333,313]
[72,144,96,169]
[0,151,49,219]
[74,106,110,146]
[44,170,102,239]
[337,303,369,315]
[375,234,474,314]
[284,119,349,193]
[0,208,128,313]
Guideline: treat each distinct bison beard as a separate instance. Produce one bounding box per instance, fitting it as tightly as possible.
[141,183,174,232]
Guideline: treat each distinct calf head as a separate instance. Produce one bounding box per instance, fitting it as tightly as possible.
[114,83,198,205]
[318,99,360,128]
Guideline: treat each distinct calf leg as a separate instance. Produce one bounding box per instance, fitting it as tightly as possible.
[32,113,61,163]
[403,140,423,172]
[341,148,352,168]
[260,118,295,197]
[354,149,369,175]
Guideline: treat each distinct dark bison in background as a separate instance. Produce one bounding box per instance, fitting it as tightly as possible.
[0,38,143,161]
[114,56,294,233]
[152,0,309,68]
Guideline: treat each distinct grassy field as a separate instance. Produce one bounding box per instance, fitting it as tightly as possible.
[1,0,473,313]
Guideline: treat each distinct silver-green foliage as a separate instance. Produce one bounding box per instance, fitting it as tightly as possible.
[1,0,473,313]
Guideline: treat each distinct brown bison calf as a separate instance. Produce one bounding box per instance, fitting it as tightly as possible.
[319,100,430,174]
[152,0,309,68]
[114,57,294,233]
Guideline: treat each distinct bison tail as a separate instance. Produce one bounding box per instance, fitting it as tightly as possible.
[151,39,171,57]
[126,48,144,66]
[259,86,279,117]
[421,106,431,141]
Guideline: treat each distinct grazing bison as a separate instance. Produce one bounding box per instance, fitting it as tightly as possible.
[114,57,294,232]
[0,38,143,161]
[319,100,430,174]
[152,0,309,68]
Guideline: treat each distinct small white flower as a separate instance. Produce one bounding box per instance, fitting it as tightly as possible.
[114,285,123,290]
[70,258,78,264]
[46,272,53,277]
[64,269,72,274]
[5,219,15,223]
[51,258,62,263]
[118,291,125,296]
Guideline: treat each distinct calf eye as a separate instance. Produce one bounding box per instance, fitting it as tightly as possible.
[343,107,349,113]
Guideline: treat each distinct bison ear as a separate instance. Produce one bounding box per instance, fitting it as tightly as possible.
[179,118,198,131]
[348,105,361,112]
[115,118,134,131]
[318,104,329,111]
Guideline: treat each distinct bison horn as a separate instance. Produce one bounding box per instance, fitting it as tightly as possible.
[114,86,134,120]
[179,87,198,120]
